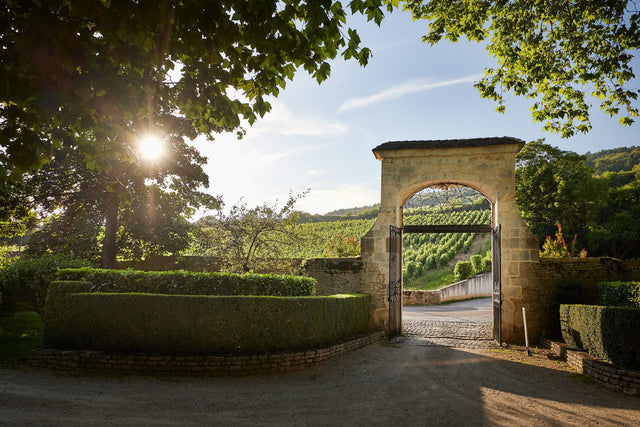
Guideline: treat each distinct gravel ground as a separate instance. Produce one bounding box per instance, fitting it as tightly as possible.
[1,299,638,426]
[2,343,639,426]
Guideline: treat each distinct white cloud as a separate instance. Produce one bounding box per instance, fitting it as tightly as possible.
[337,75,482,112]
[254,101,349,136]
[306,170,328,177]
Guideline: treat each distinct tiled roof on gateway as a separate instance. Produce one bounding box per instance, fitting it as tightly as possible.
[372,137,525,153]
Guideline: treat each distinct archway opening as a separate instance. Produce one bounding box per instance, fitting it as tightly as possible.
[398,184,499,347]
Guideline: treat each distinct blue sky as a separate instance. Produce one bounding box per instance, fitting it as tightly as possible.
[194,10,640,215]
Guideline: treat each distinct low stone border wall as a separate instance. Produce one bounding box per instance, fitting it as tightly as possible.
[28,332,383,376]
[542,338,640,396]
[403,273,492,305]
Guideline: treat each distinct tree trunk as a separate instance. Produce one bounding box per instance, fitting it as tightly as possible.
[101,193,119,269]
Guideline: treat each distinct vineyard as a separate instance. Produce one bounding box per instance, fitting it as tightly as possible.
[280,206,492,290]
[402,209,492,289]
[283,218,375,258]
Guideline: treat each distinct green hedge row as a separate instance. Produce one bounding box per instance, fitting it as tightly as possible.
[56,268,316,297]
[44,281,368,355]
[597,281,640,307]
[0,254,91,315]
[560,304,640,370]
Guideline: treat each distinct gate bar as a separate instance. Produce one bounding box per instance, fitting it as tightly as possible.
[402,224,492,234]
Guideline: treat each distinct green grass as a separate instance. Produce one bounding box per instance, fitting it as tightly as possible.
[0,311,43,364]
[403,268,454,291]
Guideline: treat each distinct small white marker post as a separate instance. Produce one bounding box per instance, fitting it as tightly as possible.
[522,306,531,356]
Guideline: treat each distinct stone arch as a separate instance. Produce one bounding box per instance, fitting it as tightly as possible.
[360,137,539,344]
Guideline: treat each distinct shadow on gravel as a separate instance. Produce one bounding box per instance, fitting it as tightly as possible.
[1,343,639,426]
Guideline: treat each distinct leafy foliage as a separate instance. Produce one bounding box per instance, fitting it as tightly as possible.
[588,179,640,258]
[287,219,375,258]
[540,224,587,258]
[192,193,308,273]
[45,282,367,355]
[516,140,604,246]
[0,0,385,180]
[561,304,640,370]
[0,311,43,362]
[23,142,218,266]
[597,281,640,307]
[57,268,316,297]
[0,253,90,315]
[585,146,640,174]
[402,0,640,137]
[453,261,473,281]
[402,208,491,281]
[324,233,361,257]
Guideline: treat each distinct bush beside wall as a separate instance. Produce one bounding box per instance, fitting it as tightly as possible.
[44,281,368,355]
[560,304,640,370]
[57,268,316,297]
[597,281,640,307]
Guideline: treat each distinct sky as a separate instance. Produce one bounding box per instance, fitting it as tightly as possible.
[193,9,640,216]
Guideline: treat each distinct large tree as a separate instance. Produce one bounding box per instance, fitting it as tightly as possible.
[0,0,382,181]
[401,0,640,137]
[1,0,388,265]
[25,127,219,267]
[515,140,606,246]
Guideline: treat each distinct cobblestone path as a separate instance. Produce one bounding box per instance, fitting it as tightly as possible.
[401,316,498,349]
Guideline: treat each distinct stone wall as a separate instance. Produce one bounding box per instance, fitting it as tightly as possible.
[543,338,640,396]
[303,257,365,295]
[28,332,383,376]
[403,290,441,305]
[520,258,640,344]
[303,256,387,331]
[403,273,492,305]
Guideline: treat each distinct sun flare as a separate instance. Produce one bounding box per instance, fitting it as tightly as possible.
[139,136,163,160]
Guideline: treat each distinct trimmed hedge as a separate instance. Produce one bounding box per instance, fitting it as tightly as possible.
[560,304,640,370]
[44,281,369,355]
[0,254,91,315]
[56,268,316,297]
[597,281,640,307]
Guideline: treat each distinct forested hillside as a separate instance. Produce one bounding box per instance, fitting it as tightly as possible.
[516,141,640,259]
[584,146,640,174]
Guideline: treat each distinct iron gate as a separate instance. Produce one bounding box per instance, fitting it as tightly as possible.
[492,224,502,345]
[388,225,403,338]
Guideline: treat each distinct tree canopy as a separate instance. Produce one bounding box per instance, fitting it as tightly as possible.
[192,193,308,273]
[401,0,640,137]
[0,0,386,208]
[515,140,605,244]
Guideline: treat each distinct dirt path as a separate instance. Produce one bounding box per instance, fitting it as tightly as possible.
[2,341,639,426]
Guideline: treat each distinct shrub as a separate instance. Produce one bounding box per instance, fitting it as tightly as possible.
[469,255,483,274]
[481,256,492,273]
[0,254,90,315]
[404,261,416,277]
[56,268,316,297]
[44,281,368,355]
[426,254,437,269]
[597,281,639,307]
[560,304,640,370]
[453,261,473,281]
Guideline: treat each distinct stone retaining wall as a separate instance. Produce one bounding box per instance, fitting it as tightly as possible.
[403,290,441,305]
[403,273,491,305]
[543,338,640,396]
[520,258,640,343]
[28,332,383,376]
